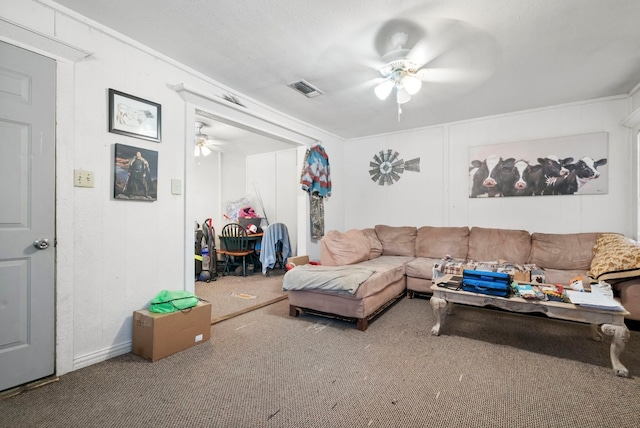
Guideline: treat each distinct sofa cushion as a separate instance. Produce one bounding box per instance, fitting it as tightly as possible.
[530,232,597,270]
[588,233,640,281]
[405,257,440,280]
[374,225,417,257]
[320,229,370,266]
[361,228,383,259]
[415,226,469,259]
[354,256,414,297]
[468,227,531,264]
[543,268,590,285]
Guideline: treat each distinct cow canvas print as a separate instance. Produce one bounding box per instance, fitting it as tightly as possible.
[469,132,608,198]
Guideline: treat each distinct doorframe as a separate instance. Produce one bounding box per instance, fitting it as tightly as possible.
[621,98,640,241]
[55,59,78,375]
[0,30,90,376]
[171,83,320,290]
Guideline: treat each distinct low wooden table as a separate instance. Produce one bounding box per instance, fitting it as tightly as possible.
[429,284,631,377]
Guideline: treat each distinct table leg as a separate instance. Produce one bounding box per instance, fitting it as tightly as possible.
[430,296,448,336]
[590,323,603,342]
[446,301,454,315]
[601,323,630,377]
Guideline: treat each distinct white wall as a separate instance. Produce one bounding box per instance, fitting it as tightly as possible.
[246,149,300,255]
[1,0,344,375]
[221,153,249,222]
[345,97,635,236]
[194,152,221,230]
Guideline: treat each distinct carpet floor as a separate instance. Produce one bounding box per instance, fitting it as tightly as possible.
[1,296,638,427]
[195,268,287,323]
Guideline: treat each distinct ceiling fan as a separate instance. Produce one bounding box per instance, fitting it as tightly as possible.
[374,32,424,106]
[369,19,500,119]
[194,121,226,156]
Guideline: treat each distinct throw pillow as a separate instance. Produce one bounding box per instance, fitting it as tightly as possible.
[361,228,383,259]
[589,233,640,281]
[530,232,598,270]
[320,229,371,266]
[374,225,417,257]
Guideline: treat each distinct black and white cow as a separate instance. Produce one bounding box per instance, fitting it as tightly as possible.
[548,156,607,194]
[499,159,537,197]
[530,155,573,195]
[469,155,515,197]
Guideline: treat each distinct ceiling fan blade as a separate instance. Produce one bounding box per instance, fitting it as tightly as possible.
[415,67,488,83]
[205,139,227,146]
[373,18,425,58]
[405,19,467,67]
[202,141,224,153]
[312,20,402,99]
[407,18,500,83]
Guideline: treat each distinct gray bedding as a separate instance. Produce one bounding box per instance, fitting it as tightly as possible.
[282,265,376,295]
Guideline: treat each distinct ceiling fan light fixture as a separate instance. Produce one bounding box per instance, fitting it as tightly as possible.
[200,145,212,156]
[402,74,422,95]
[374,79,395,100]
[195,121,216,156]
[396,87,411,104]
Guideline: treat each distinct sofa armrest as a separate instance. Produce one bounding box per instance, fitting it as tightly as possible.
[613,278,640,321]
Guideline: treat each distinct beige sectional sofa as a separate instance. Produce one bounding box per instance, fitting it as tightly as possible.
[285,225,640,330]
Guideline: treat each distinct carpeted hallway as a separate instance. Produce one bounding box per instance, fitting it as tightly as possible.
[1,296,638,427]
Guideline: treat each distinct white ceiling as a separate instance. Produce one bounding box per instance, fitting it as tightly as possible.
[54,0,640,139]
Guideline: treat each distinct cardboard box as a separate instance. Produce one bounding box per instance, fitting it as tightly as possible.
[132,301,211,362]
[287,255,309,266]
[495,267,531,282]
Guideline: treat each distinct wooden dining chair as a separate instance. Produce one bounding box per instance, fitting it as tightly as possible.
[219,223,255,276]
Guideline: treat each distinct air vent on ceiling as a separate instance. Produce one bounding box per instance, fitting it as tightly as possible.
[288,80,323,98]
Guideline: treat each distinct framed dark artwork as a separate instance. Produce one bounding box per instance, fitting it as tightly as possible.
[108,89,161,142]
[113,143,158,201]
[469,132,608,198]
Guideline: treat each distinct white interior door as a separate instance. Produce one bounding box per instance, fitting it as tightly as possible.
[0,41,56,391]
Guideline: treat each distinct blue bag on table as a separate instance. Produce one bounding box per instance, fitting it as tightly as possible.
[461,270,511,297]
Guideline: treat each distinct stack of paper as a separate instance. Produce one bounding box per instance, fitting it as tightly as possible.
[566,290,625,311]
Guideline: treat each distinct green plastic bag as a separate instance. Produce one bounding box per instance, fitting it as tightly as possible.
[149,290,199,313]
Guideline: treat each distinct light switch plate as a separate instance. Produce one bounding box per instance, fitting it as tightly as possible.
[74,169,94,188]
[171,178,182,195]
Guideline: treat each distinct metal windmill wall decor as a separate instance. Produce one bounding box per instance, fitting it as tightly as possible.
[369,149,420,185]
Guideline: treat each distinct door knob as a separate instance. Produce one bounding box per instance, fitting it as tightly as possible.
[33,238,50,250]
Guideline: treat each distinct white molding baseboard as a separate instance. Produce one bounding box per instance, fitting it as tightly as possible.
[72,342,131,371]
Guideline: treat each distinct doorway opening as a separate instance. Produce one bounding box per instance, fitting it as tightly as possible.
[185,103,314,322]
[192,109,302,276]
[172,83,319,292]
